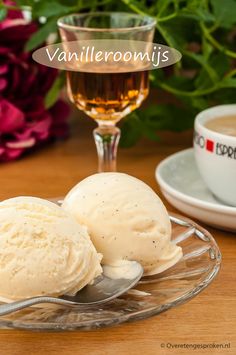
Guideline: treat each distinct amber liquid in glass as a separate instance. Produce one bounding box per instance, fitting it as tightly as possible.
[67,70,149,122]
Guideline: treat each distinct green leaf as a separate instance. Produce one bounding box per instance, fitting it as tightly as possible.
[184,51,218,82]
[156,16,199,49]
[25,17,58,52]
[120,113,143,147]
[15,0,35,6]
[140,104,195,132]
[195,52,230,89]
[156,0,173,17]
[59,0,79,5]
[179,96,209,111]
[211,88,236,103]
[219,78,236,89]
[210,0,236,28]
[149,69,165,83]
[142,125,160,141]
[210,52,230,78]
[165,75,195,91]
[121,0,148,14]
[32,2,75,19]
[184,0,215,22]
[45,73,65,109]
[0,7,7,22]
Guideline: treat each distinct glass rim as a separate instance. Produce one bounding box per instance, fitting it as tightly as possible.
[57,12,156,32]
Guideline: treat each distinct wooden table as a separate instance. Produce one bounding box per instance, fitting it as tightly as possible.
[0,118,235,355]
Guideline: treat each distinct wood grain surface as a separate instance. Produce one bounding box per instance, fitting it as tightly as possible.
[0,117,235,355]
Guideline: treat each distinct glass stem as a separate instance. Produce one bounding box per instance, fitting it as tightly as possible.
[93,124,121,172]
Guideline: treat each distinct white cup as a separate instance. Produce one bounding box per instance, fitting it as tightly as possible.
[194,104,236,206]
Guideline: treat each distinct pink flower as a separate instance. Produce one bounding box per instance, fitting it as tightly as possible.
[0,98,25,133]
[0,6,70,162]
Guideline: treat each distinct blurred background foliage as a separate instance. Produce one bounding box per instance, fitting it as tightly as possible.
[1,0,236,147]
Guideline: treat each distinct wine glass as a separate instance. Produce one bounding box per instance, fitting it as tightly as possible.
[58,12,156,172]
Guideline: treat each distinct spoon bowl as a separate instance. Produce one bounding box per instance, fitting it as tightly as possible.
[0,262,143,316]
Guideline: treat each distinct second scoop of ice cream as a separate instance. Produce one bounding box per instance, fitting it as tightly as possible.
[62,173,182,275]
[0,197,102,300]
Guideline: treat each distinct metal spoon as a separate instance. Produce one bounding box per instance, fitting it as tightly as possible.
[0,262,143,316]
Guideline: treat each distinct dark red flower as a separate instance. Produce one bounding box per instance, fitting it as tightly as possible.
[0,7,69,162]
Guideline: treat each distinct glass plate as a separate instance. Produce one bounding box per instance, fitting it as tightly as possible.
[0,213,221,331]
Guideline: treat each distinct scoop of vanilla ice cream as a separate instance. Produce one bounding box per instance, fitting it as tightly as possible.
[0,196,102,300]
[62,173,182,275]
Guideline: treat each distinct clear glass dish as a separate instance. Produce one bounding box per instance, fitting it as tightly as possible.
[0,212,221,331]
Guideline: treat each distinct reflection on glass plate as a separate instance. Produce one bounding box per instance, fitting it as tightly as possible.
[0,212,221,331]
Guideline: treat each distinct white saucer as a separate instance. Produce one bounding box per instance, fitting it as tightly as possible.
[156,148,236,232]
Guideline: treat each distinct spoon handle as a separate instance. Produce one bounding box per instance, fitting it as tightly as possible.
[0,296,76,316]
